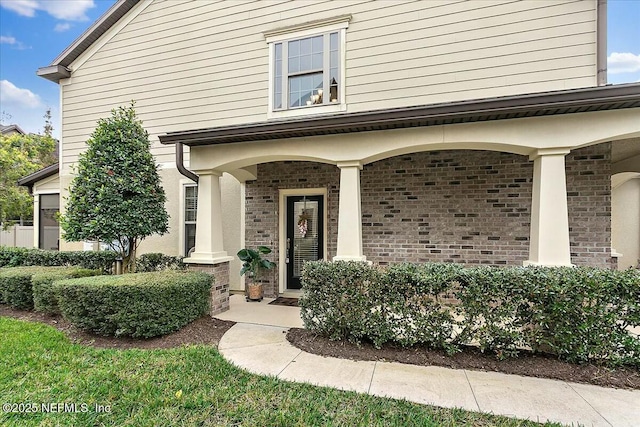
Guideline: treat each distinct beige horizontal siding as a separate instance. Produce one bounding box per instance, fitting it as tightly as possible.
[61,0,597,169]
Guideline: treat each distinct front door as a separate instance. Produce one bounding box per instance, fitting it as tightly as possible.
[286,195,324,289]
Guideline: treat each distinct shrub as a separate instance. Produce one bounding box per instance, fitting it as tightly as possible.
[524,267,640,366]
[0,246,117,273]
[0,266,40,309]
[54,271,212,338]
[300,261,640,366]
[300,262,461,351]
[0,266,98,310]
[136,253,186,272]
[300,260,379,344]
[32,267,100,314]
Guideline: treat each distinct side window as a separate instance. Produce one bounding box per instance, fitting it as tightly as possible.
[184,185,197,256]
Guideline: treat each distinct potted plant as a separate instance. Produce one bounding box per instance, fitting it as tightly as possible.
[237,246,276,301]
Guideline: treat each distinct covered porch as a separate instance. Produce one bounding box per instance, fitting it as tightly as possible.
[159,84,640,314]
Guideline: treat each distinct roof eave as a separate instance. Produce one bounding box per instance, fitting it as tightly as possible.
[36,65,71,83]
[159,83,640,147]
[36,0,140,83]
[17,163,60,190]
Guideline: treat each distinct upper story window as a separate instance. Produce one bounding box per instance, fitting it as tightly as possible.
[265,15,350,119]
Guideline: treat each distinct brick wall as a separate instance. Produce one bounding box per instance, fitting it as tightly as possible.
[188,262,230,315]
[244,145,613,295]
[566,143,614,268]
[245,162,340,297]
[361,150,533,265]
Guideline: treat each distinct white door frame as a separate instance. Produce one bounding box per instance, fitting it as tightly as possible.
[278,188,328,293]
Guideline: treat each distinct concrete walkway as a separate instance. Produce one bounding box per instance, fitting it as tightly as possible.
[217,296,640,427]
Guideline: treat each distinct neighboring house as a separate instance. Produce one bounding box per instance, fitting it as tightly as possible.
[0,124,26,136]
[33,0,640,313]
[17,163,60,251]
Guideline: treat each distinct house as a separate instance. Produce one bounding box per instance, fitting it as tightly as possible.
[33,0,640,314]
[17,163,60,250]
[0,124,26,136]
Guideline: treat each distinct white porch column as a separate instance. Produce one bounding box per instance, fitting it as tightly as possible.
[185,169,233,265]
[524,148,572,267]
[333,161,367,261]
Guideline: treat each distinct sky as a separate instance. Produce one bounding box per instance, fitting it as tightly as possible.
[0,0,639,139]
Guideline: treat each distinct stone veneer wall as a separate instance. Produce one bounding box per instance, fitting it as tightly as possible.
[188,262,230,315]
[244,145,613,295]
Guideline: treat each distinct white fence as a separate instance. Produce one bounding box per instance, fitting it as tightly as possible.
[0,225,34,248]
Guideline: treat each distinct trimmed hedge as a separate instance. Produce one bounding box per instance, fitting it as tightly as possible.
[0,246,117,273]
[300,261,640,366]
[0,266,39,309]
[0,266,98,310]
[54,271,212,338]
[32,267,100,314]
[136,253,186,272]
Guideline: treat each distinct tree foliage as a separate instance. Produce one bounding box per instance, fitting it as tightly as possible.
[60,104,169,273]
[0,133,56,227]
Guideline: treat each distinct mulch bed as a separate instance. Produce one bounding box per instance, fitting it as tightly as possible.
[287,328,640,390]
[0,305,235,350]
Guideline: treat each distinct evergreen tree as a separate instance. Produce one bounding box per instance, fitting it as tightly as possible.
[60,103,169,272]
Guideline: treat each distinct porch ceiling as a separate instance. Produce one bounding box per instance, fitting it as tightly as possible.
[159,84,640,147]
[612,138,640,163]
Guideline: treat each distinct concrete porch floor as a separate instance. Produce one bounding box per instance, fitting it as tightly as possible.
[214,294,640,426]
[214,293,303,328]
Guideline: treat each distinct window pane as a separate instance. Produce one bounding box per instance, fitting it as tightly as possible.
[300,54,311,72]
[275,58,282,77]
[330,74,338,103]
[288,56,299,74]
[289,72,322,107]
[330,51,338,69]
[289,40,299,56]
[184,186,197,255]
[185,186,197,222]
[312,52,322,69]
[300,37,311,55]
[312,35,323,53]
[275,43,282,60]
[39,194,59,250]
[185,224,196,256]
[274,43,283,109]
[330,32,338,50]
[274,77,282,109]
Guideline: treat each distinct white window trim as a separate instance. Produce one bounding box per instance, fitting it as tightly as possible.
[266,19,349,120]
[179,180,198,257]
[32,190,60,250]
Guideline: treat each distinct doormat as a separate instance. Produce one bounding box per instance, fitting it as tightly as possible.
[268,297,299,307]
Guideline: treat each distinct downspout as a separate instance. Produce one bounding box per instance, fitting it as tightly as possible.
[175,142,199,183]
[597,0,607,86]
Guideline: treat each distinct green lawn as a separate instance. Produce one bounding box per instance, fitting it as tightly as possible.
[0,317,558,427]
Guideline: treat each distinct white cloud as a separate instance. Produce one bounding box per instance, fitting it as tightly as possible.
[0,0,95,21]
[0,34,29,49]
[0,35,17,44]
[40,0,95,21]
[54,22,71,32]
[0,0,39,17]
[608,52,640,74]
[0,80,42,109]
